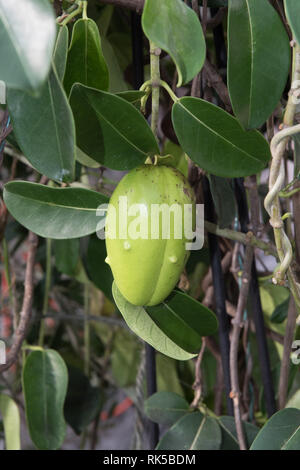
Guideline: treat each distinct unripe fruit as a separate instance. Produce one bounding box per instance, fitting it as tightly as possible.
[105,164,196,306]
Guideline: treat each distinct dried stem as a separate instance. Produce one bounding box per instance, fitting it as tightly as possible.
[0,232,38,373]
[204,221,276,255]
[229,245,253,450]
[191,338,207,408]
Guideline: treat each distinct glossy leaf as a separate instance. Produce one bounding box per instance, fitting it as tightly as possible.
[250,408,300,450]
[172,97,271,178]
[76,147,101,168]
[146,291,218,354]
[270,296,290,324]
[53,25,69,81]
[101,35,128,93]
[4,181,108,239]
[0,0,56,91]
[228,0,290,129]
[53,238,80,276]
[112,282,196,361]
[70,84,159,170]
[22,349,68,450]
[144,392,190,427]
[285,1,300,46]
[219,416,259,450]
[0,394,21,450]
[208,175,236,228]
[64,18,109,95]
[142,0,206,87]
[86,234,113,300]
[64,366,102,435]
[7,66,76,183]
[157,412,222,450]
[116,90,145,104]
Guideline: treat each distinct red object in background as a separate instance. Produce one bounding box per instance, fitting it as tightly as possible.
[100,397,133,422]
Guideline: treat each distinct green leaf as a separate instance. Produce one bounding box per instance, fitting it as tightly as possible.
[172,97,271,178]
[270,296,290,324]
[4,181,108,239]
[284,1,300,48]
[54,238,80,276]
[111,329,142,388]
[0,394,21,450]
[70,84,159,170]
[286,389,300,409]
[142,0,206,87]
[101,35,128,93]
[161,140,188,177]
[97,5,114,38]
[7,66,76,183]
[76,147,101,168]
[64,18,109,95]
[157,412,222,450]
[144,392,190,427]
[86,234,113,300]
[228,0,290,129]
[218,416,259,450]
[146,291,218,354]
[250,408,300,450]
[0,0,56,91]
[64,366,102,435]
[22,349,68,450]
[208,176,236,228]
[116,90,145,105]
[112,282,196,361]
[53,25,69,82]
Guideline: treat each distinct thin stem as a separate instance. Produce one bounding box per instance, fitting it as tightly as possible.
[191,339,207,408]
[204,221,276,256]
[0,232,38,373]
[149,41,161,136]
[2,238,17,326]
[229,245,253,450]
[82,0,88,19]
[280,186,300,198]
[61,1,84,26]
[38,238,52,347]
[264,43,300,319]
[159,80,179,103]
[83,283,90,377]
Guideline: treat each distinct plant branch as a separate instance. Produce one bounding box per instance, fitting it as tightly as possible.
[38,238,52,346]
[191,338,206,408]
[203,59,232,112]
[229,245,253,450]
[0,232,38,373]
[149,41,161,137]
[278,297,297,409]
[204,221,276,255]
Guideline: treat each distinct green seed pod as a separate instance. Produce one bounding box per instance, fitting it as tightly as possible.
[105,164,196,306]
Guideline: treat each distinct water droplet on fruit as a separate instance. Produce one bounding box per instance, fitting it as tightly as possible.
[169,255,177,263]
[124,241,131,250]
[105,256,110,264]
